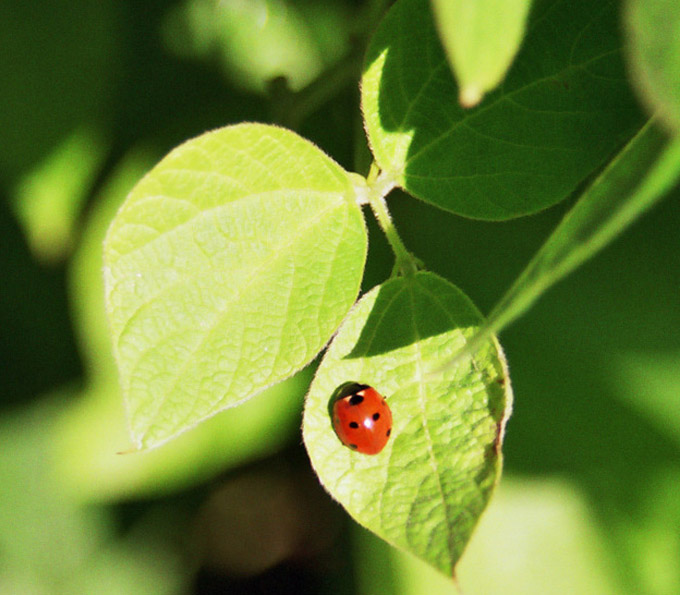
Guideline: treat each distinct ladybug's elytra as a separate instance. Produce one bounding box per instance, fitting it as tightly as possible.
[332,384,392,455]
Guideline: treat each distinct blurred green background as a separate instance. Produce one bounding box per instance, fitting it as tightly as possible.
[1,0,679,593]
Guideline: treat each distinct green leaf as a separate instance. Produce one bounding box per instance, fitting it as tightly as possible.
[54,147,312,500]
[624,0,680,132]
[11,125,108,262]
[362,0,643,219]
[104,123,367,449]
[453,119,680,363]
[303,272,511,577]
[430,0,533,107]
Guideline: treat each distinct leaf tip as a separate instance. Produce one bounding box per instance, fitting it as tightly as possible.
[459,86,483,108]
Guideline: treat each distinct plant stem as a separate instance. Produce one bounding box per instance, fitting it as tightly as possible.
[269,0,391,130]
[365,163,419,277]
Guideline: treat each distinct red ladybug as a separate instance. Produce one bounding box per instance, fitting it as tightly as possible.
[332,384,392,455]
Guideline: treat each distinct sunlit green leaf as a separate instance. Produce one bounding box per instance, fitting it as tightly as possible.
[430,0,533,107]
[58,147,311,500]
[624,0,680,132]
[362,0,642,219]
[71,148,157,384]
[104,124,367,449]
[303,272,511,576]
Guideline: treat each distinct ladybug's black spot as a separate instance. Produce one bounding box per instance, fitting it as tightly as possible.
[348,394,364,406]
[386,428,391,437]
[349,421,359,429]
[349,444,358,449]
[372,412,380,421]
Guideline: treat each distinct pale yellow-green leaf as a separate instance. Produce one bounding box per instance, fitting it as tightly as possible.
[431,0,532,107]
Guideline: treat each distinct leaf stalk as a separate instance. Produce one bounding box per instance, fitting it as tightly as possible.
[365,162,420,277]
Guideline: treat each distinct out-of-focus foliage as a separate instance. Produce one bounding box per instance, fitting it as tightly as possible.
[624,0,680,132]
[0,395,186,594]
[163,0,352,93]
[11,126,108,262]
[0,0,116,181]
[430,0,533,107]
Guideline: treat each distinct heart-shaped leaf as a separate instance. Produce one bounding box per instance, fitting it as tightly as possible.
[104,124,367,449]
[303,272,512,576]
[362,0,643,219]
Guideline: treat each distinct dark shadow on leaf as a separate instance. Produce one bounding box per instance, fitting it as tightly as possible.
[345,273,481,358]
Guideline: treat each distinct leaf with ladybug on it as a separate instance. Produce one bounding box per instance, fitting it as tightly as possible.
[303,271,512,577]
[103,124,367,449]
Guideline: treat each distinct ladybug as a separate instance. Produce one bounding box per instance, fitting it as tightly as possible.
[332,384,392,455]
